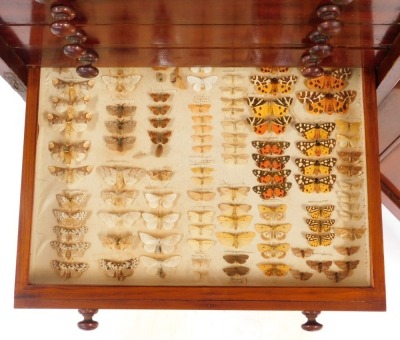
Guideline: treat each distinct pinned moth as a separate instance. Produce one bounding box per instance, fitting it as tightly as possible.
[49,165,92,185]
[48,140,90,165]
[51,260,89,280]
[99,258,139,281]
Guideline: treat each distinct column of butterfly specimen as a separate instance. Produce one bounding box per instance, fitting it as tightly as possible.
[147,91,173,157]
[47,78,95,184]
[190,102,213,155]
[219,74,249,165]
[217,200,253,283]
[187,166,216,281]
[244,68,295,200]
[215,187,255,271]
[139,165,181,279]
[139,188,181,279]
[253,203,292,280]
[50,190,90,280]
[246,68,295,136]
[103,103,137,152]
[329,119,366,283]
[96,165,146,281]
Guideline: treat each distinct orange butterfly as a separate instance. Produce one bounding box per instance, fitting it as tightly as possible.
[297,90,357,115]
[305,68,352,92]
[149,117,171,128]
[295,174,336,193]
[296,139,336,157]
[149,92,171,102]
[246,96,293,117]
[148,130,172,157]
[252,169,291,184]
[246,116,292,135]
[148,105,171,115]
[250,75,298,95]
[251,141,290,155]
[259,67,289,74]
[295,157,336,175]
[252,183,292,200]
[252,154,290,170]
[148,130,172,144]
[294,122,336,140]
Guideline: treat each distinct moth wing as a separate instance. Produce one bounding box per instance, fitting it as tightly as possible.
[144,193,162,208]
[97,166,117,186]
[161,213,180,230]
[138,233,159,253]
[160,235,182,254]
[141,212,159,230]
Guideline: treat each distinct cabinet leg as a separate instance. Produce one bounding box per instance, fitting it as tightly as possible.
[301,310,323,331]
[77,309,99,330]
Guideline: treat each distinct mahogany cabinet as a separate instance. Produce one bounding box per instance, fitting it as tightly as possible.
[14,64,385,330]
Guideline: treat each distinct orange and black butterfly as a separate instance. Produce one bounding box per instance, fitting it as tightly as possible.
[296,90,357,115]
[295,158,336,175]
[306,219,336,233]
[251,141,290,155]
[252,154,290,170]
[246,96,293,117]
[296,139,336,157]
[259,67,289,74]
[252,183,292,200]
[246,116,292,135]
[305,233,335,247]
[294,122,336,140]
[305,68,352,92]
[252,169,291,184]
[250,75,298,95]
[295,174,336,193]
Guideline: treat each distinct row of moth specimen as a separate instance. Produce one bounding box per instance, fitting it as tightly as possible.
[47,77,95,279]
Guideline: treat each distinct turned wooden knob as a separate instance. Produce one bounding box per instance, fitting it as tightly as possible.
[309,31,330,44]
[65,28,87,44]
[50,20,76,37]
[316,4,341,21]
[77,309,99,331]
[318,20,344,36]
[309,43,333,58]
[63,44,87,58]
[301,66,324,78]
[78,49,99,64]
[50,5,76,21]
[76,65,99,78]
[301,311,323,331]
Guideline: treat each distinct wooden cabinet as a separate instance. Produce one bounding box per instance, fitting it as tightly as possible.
[14,65,385,330]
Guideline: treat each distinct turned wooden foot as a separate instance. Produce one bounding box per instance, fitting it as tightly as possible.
[301,310,323,331]
[77,309,99,330]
